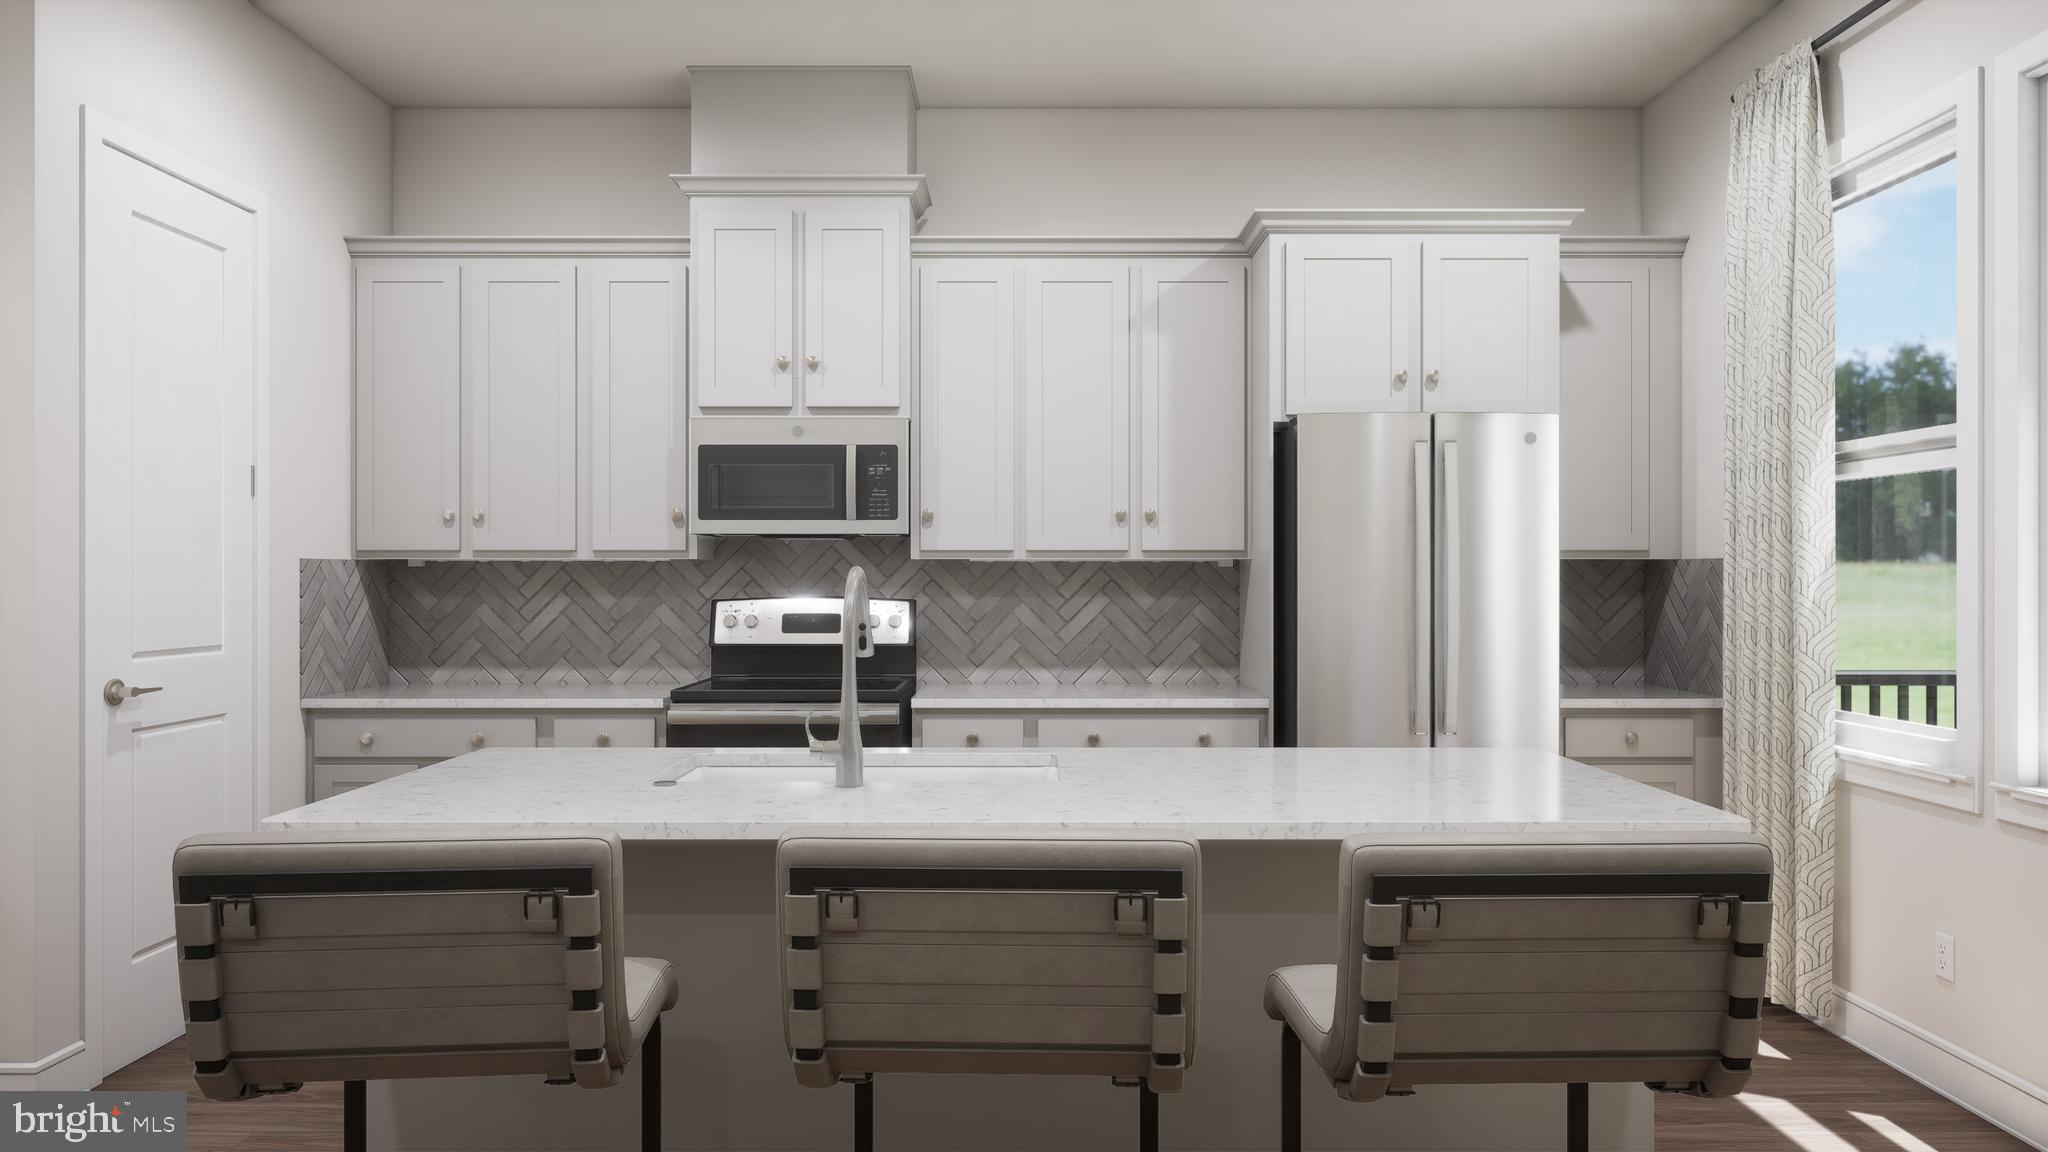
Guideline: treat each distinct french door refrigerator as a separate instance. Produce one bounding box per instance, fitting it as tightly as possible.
[1276,412,1559,750]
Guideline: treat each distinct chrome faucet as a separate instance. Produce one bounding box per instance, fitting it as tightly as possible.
[806,566,873,787]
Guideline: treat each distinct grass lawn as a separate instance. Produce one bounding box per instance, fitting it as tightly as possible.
[1836,560,1955,727]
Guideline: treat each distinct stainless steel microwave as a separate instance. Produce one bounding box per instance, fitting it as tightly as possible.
[688,417,909,536]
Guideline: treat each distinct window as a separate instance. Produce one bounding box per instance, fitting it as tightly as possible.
[1827,70,1981,811]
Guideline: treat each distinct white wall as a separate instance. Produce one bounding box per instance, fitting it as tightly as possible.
[392,106,1641,235]
[1642,0,2048,1133]
[5,0,389,1084]
[393,108,687,234]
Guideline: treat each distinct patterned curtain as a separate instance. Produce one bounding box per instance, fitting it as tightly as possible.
[1723,43,1838,1018]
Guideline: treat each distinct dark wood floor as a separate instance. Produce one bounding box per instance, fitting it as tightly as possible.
[103,1006,2026,1150]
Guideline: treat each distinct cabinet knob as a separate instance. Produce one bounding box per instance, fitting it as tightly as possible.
[1114,510,1127,525]
[358,732,374,749]
[805,354,820,371]
[1197,732,1212,747]
[966,733,980,747]
[671,507,685,524]
[1394,368,1409,389]
[1086,733,1101,747]
[1144,509,1157,524]
[1425,369,1440,390]
[1624,730,1639,747]
[442,509,456,525]
[596,733,611,747]
[471,732,486,749]
[920,508,934,525]
[775,354,790,370]
[472,509,485,525]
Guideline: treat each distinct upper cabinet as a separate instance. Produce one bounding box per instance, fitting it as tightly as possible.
[916,261,1016,553]
[1422,235,1558,413]
[1558,239,1685,557]
[1283,238,1419,413]
[1022,262,1132,553]
[348,240,695,560]
[1141,261,1247,554]
[676,176,926,417]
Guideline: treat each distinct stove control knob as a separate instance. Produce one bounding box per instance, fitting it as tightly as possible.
[744,614,759,628]
[868,614,881,629]
[887,614,903,629]
[722,613,738,629]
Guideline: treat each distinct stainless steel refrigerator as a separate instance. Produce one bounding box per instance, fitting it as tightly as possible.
[1276,412,1559,749]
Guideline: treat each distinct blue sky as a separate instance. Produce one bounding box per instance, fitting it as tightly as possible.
[1834,159,1957,365]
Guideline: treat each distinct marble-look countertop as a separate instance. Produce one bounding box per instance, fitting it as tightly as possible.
[301,685,672,711]
[263,746,1747,841]
[911,684,1270,711]
[1561,684,1724,710]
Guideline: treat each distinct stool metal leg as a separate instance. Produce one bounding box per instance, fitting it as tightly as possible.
[1565,1082,1589,1152]
[1280,1025,1301,1152]
[853,1077,874,1152]
[1138,1079,1158,1152]
[342,1080,366,1152]
[642,1018,662,1152]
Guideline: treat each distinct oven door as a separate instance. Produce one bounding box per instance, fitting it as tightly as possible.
[665,702,907,748]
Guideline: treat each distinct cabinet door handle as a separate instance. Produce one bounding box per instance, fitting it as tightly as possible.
[442,509,456,525]
[1624,730,1639,748]
[358,732,374,749]
[965,733,980,747]
[1144,509,1157,524]
[470,732,486,749]
[775,354,791,370]
[1197,732,1212,747]
[920,508,934,525]
[1394,368,1408,390]
[805,354,820,371]
[1425,368,1440,391]
[1086,733,1101,747]
[596,733,611,747]
[1114,510,1127,525]
[472,509,485,525]
[671,507,684,524]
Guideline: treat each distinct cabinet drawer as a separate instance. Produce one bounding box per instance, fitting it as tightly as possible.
[1563,716,1692,760]
[554,715,657,749]
[1579,760,1696,801]
[1038,714,1263,749]
[312,715,537,759]
[310,761,421,801]
[920,716,1027,748]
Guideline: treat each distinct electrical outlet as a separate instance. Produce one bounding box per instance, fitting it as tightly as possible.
[1934,931,1956,982]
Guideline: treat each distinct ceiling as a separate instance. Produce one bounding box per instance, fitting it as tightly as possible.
[254,0,1780,110]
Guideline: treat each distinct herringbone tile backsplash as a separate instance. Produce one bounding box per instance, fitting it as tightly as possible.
[300,538,1241,694]
[1560,558,1722,695]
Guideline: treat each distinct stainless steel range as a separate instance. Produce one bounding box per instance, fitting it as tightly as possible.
[666,595,917,747]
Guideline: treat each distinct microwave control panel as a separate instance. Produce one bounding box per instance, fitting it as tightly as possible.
[854,444,899,522]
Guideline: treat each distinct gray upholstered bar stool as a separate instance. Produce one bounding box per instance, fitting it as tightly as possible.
[776,831,1200,1152]
[1263,834,1773,1152]
[170,829,680,1152]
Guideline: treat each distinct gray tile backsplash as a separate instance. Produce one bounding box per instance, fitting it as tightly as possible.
[1561,558,1721,695]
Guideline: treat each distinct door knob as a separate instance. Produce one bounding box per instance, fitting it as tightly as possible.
[472,509,484,525]
[102,679,162,706]
[1425,369,1440,390]
[805,354,820,371]
[775,354,791,370]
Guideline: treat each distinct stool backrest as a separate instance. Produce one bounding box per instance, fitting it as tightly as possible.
[170,829,634,1097]
[1325,835,1772,1101]
[776,832,1200,1089]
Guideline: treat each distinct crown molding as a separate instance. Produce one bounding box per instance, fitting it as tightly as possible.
[1237,208,1583,250]
[910,235,1244,258]
[669,174,932,222]
[345,236,690,258]
[1560,235,1690,258]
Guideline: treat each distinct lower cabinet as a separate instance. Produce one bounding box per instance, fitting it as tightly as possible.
[915,710,1267,749]
[1560,708,1722,806]
[305,709,661,801]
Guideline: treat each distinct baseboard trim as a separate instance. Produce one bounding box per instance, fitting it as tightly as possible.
[0,1040,96,1091]
[1825,990,2048,1149]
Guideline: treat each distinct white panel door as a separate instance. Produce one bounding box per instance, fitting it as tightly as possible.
[694,207,794,409]
[85,138,257,1071]
[1422,235,1559,413]
[803,208,902,409]
[1140,261,1247,553]
[917,262,1017,553]
[464,263,577,551]
[355,262,460,552]
[1559,261,1651,551]
[1022,262,1130,553]
[1283,236,1420,413]
[588,260,690,552]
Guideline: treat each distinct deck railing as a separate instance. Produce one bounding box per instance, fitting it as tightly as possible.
[1836,670,1956,727]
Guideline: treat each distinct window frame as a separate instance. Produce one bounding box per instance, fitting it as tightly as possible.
[1989,29,2048,830]
[1826,69,1984,814]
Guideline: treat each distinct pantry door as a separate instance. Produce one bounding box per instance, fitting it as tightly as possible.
[83,113,261,1075]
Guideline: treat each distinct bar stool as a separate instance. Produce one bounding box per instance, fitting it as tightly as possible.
[1263,834,1772,1152]
[776,831,1200,1151]
[170,829,679,1152]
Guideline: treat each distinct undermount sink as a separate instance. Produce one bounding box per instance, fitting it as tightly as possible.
[653,750,1060,787]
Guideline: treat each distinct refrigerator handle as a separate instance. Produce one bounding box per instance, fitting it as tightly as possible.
[1440,439,1461,737]
[1410,442,1431,737]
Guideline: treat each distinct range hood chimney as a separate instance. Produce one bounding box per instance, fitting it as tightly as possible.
[687,66,918,176]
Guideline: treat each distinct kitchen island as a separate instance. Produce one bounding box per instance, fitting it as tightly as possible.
[263,747,1748,1151]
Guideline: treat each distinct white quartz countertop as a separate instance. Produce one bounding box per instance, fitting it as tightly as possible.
[301,685,672,711]
[911,684,1269,711]
[263,746,1747,841]
[1561,684,1724,710]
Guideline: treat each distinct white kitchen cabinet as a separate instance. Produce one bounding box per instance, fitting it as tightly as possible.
[1140,261,1247,553]
[311,761,420,802]
[464,263,578,552]
[917,262,1017,553]
[355,262,461,553]
[1038,714,1265,748]
[1558,240,1684,557]
[919,716,1028,748]
[693,207,796,410]
[1022,261,1130,553]
[1560,705,1721,807]
[553,715,658,748]
[1283,237,1420,413]
[587,260,690,552]
[804,208,904,409]
[1422,235,1559,413]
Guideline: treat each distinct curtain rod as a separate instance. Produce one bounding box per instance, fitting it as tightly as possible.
[1731,0,1897,103]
